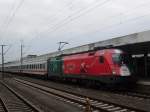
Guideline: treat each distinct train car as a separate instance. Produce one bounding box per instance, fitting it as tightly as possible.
[1,56,48,77]
[0,48,134,84]
[47,49,134,84]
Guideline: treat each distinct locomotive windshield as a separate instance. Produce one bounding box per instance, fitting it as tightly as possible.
[112,53,131,65]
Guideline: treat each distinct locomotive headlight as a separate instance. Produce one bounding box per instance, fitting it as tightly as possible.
[112,69,116,75]
[120,65,130,76]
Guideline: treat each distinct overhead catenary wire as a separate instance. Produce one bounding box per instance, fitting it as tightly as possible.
[27,0,150,43]
[45,0,81,27]
[57,2,150,42]
[46,0,108,28]
[23,0,112,55]
[0,0,25,62]
[49,0,150,34]
[4,44,12,55]
[0,0,25,39]
[4,0,150,58]
[0,0,17,32]
[65,12,150,43]
[46,0,112,33]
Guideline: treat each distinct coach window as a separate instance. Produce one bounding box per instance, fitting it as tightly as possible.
[99,56,104,63]
[39,64,41,69]
[36,64,38,69]
[42,64,45,69]
[38,64,40,69]
[38,64,39,69]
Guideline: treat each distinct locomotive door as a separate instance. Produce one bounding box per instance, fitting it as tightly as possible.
[99,55,108,75]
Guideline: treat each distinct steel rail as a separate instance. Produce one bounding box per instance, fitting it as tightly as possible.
[0,81,43,112]
[14,78,146,112]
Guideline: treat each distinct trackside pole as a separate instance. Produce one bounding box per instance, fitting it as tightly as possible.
[0,45,7,79]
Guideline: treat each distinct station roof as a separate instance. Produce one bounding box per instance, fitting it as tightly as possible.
[61,30,150,55]
[96,30,150,54]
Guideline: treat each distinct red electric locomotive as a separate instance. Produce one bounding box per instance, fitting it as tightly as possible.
[63,49,133,84]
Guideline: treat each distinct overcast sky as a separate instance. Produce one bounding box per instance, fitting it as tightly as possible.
[1,0,150,62]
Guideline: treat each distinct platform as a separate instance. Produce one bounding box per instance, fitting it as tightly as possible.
[137,79,150,86]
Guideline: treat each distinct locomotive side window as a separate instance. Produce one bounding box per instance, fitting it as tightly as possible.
[99,56,104,63]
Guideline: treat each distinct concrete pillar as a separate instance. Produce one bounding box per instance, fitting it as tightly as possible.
[144,53,148,77]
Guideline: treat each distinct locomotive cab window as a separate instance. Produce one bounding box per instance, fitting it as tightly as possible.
[112,53,131,65]
[99,56,104,63]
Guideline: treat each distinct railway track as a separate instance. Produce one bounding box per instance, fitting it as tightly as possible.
[14,78,145,112]
[16,75,150,101]
[0,80,42,112]
[112,90,150,100]
[0,97,8,112]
